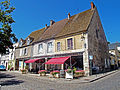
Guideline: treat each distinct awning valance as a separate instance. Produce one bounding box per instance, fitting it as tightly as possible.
[25,59,42,63]
[45,56,70,64]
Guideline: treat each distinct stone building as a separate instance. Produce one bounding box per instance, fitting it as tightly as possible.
[15,2,109,76]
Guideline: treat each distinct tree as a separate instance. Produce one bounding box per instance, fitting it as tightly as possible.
[0,0,18,54]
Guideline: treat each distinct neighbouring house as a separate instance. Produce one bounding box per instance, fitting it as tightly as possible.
[15,29,45,71]
[15,2,109,76]
[0,43,19,70]
[8,43,19,70]
[0,53,9,70]
[109,42,120,69]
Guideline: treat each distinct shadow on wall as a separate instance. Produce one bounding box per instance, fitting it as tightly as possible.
[0,79,24,86]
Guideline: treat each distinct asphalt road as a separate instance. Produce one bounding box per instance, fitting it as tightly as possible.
[0,70,120,90]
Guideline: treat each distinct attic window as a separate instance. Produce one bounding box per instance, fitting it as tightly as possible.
[19,40,23,47]
[27,38,30,45]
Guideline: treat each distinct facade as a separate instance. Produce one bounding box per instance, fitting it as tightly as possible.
[15,2,109,76]
[15,29,45,71]
[0,43,18,70]
[0,54,9,69]
[8,43,19,70]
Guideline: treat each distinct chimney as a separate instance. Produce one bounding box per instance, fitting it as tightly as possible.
[45,24,48,29]
[91,2,95,10]
[68,13,70,20]
[50,20,55,26]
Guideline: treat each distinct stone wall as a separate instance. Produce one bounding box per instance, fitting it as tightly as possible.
[15,45,32,59]
[88,8,109,72]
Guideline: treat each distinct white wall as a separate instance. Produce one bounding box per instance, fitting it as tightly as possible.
[33,39,55,57]
[9,43,19,60]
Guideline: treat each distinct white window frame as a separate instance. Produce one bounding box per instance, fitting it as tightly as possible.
[27,38,30,45]
[19,40,23,47]
[38,43,43,54]
[47,42,53,53]
[20,49,22,56]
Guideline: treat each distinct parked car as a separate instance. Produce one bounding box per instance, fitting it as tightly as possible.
[0,65,6,71]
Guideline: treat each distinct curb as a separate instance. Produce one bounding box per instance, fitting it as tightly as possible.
[89,70,119,82]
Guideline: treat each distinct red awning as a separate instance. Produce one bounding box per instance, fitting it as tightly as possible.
[25,59,42,63]
[45,56,70,64]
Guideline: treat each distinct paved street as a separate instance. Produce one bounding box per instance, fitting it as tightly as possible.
[0,70,120,90]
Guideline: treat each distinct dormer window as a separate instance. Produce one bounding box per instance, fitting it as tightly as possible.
[19,40,23,47]
[27,38,30,45]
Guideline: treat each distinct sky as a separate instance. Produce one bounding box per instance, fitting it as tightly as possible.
[10,0,120,43]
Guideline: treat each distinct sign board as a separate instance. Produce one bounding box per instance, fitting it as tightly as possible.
[89,55,93,60]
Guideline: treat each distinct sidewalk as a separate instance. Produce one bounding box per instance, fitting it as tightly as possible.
[7,69,120,84]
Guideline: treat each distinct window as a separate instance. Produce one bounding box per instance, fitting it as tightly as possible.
[38,44,43,53]
[57,42,61,51]
[47,42,53,53]
[96,29,99,39]
[24,48,27,55]
[67,38,73,50]
[11,53,13,59]
[19,40,23,47]
[27,38,30,45]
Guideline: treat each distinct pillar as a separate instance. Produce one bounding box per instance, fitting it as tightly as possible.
[45,58,47,70]
[61,64,64,70]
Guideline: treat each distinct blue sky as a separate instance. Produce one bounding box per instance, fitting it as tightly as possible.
[10,0,120,43]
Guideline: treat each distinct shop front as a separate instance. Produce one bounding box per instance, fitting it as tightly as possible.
[25,59,45,73]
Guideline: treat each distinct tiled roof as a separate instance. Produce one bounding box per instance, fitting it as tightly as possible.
[38,19,68,41]
[109,42,120,50]
[23,28,45,46]
[56,9,94,38]
[38,9,94,41]
[21,8,95,46]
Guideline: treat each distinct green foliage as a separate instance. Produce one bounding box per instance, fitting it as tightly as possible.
[73,67,77,74]
[0,0,18,54]
[66,69,73,73]
[25,65,29,70]
[8,65,11,70]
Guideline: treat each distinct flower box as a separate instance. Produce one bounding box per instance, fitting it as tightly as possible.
[21,69,27,74]
[50,70,60,78]
[38,70,46,76]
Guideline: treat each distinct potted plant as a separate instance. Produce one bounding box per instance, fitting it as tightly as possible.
[50,70,60,78]
[65,69,73,79]
[21,69,27,74]
[38,70,46,76]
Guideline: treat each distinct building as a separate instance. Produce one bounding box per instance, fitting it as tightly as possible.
[0,54,9,69]
[8,43,19,70]
[15,2,109,76]
[109,42,120,69]
[0,43,18,70]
